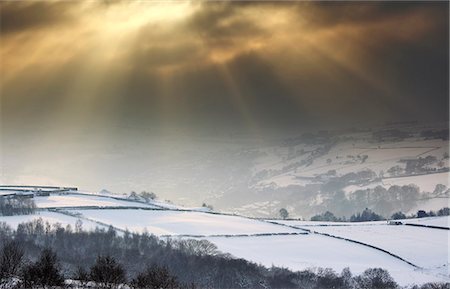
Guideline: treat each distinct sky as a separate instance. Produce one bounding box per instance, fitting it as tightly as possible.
[0,1,449,196]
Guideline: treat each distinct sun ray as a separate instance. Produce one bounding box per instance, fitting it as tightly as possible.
[215,63,261,137]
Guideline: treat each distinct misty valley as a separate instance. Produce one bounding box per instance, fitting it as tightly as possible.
[0,122,449,289]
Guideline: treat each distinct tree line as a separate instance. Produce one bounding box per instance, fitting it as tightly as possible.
[0,197,36,216]
[310,207,450,222]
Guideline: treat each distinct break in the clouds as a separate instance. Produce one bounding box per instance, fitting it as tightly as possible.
[1,1,448,134]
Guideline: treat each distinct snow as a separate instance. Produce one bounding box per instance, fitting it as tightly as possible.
[383,173,449,193]
[1,187,448,286]
[268,217,450,283]
[69,209,299,236]
[0,211,107,231]
[402,216,449,228]
[195,234,447,286]
[0,191,21,196]
[79,190,186,210]
[33,194,160,209]
[252,135,449,192]
[303,225,448,272]
[343,176,449,195]
[256,174,313,188]
[293,144,432,178]
[270,219,388,227]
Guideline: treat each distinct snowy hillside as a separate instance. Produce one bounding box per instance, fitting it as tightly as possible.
[197,234,445,286]
[34,193,160,209]
[218,122,449,218]
[0,211,107,231]
[65,209,298,236]
[0,190,448,286]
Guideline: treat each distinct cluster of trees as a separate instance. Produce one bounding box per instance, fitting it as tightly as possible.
[349,208,383,222]
[128,191,157,203]
[416,207,449,218]
[387,165,404,177]
[319,184,422,218]
[388,158,449,177]
[0,197,36,216]
[401,156,439,175]
[0,241,183,289]
[384,207,449,220]
[311,207,450,222]
[201,203,213,210]
[310,208,382,222]
[320,169,377,193]
[310,211,341,222]
[420,129,449,140]
[1,220,447,289]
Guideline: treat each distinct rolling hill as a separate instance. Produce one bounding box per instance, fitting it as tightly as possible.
[0,189,448,287]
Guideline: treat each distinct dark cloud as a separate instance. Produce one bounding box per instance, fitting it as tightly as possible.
[0,2,75,35]
[185,2,265,46]
[299,2,443,29]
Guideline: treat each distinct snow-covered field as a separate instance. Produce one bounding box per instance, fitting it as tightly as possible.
[196,234,445,286]
[271,219,387,227]
[34,194,160,209]
[271,216,450,228]
[383,173,449,193]
[69,209,298,236]
[402,216,449,228]
[310,225,448,270]
[0,211,107,231]
[0,190,448,286]
[253,134,449,197]
[269,217,450,284]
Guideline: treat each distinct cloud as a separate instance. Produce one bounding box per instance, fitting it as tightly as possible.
[0,1,76,35]
[299,2,438,29]
[186,2,263,40]
[0,1,448,134]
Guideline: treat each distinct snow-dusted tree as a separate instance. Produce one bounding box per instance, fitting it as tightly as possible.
[75,219,83,233]
[177,239,219,256]
[355,268,398,289]
[390,212,406,220]
[279,208,289,219]
[140,191,156,203]
[433,184,447,195]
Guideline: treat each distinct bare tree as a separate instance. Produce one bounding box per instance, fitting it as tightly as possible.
[132,265,179,289]
[21,248,64,288]
[0,240,24,279]
[177,239,219,256]
[90,255,126,288]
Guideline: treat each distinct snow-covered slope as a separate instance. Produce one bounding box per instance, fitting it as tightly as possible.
[67,209,298,236]
[268,217,449,284]
[198,234,445,286]
[222,123,449,218]
[402,216,449,228]
[310,225,447,271]
[0,211,107,231]
[34,194,160,209]
[0,190,448,286]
